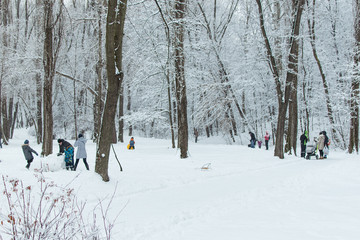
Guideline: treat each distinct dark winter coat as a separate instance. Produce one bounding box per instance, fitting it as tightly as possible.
[300,132,308,146]
[249,132,256,141]
[22,144,38,160]
[59,140,73,153]
[74,137,87,159]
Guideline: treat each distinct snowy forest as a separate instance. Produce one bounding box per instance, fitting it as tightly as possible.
[0,0,359,180]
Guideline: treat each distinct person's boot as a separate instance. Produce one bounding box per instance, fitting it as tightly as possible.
[85,163,89,170]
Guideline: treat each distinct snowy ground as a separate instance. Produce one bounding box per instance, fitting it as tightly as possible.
[0,129,360,240]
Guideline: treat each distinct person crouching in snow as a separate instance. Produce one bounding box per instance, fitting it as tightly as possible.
[58,139,75,170]
[22,140,38,169]
[129,137,135,150]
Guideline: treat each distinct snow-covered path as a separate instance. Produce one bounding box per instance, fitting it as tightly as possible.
[116,153,359,240]
[0,133,359,240]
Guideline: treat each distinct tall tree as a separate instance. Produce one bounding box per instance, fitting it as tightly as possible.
[255,0,305,159]
[42,0,63,156]
[154,0,176,148]
[285,0,304,155]
[349,0,360,153]
[93,0,104,142]
[95,0,127,182]
[174,0,188,158]
[0,0,11,145]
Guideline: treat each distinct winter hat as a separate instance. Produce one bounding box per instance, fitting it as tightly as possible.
[78,134,83,138]
[57,139,64,143]
[24,140,29,144]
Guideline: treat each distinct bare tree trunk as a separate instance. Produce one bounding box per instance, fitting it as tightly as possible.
[34,0,43,144]
[0,0,10,145]
[73,73,78,139]
[127,82,133,136]
[349,0,360,153]
[6,97,13,138]
[42,0,63,156]
[118,84,124,142]
[1,98,9,142]
[42,0,55,156]
[94,1,104,142]
[95,0,127,182]
[154,0,175,148]
[285,0,303,156]
[10,102,18,138]
[36,62,43,144]
[256,0,305,159]
[174,0,188,158]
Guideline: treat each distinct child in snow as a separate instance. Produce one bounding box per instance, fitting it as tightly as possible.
[58,139,75,170]
[74,133,89,171]
[22,140,38,169]
[129,137,135,150]
[258,140,262,149]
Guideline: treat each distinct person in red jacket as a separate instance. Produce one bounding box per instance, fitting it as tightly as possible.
[264,131,270,150]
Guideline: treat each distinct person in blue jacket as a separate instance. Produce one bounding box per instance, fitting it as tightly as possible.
[58,139,75,170]
[129,137,135,150]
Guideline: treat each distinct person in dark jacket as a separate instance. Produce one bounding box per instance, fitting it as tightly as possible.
[300,130,309,158]
[249,132,256,148]
[58,139,75,170]
[74,134,89,171]
[22,140,38,169]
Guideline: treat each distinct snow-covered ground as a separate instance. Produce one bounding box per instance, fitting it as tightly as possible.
[0,129,359,240]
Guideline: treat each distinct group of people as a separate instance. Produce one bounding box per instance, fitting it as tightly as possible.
[22,134,89,171]
[248,131,271,150]
[22,135,136,170]
[249,130,330,159]
[57,134,89,171]
[300,130,330,159]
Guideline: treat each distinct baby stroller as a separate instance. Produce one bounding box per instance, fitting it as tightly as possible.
[305,141,319,160]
